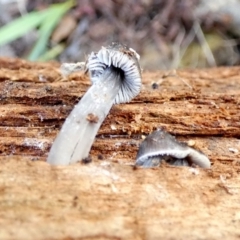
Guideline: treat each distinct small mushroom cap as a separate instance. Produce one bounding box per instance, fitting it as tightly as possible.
[86,42,142,104]
[136,130,189,162]
[136,129,211,168]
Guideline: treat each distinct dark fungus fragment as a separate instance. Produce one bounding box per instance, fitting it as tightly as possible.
[151,83,158,89]
[82,156,92,164]
[97,154,104,160]
[135,129,211,168]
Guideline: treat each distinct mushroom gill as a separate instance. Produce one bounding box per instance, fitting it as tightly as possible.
[136,129,211,168]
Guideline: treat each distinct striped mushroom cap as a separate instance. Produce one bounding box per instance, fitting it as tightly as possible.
[86,42,142,104]
[136,129,211,168]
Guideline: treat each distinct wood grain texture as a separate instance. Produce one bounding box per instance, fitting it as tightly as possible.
[0,57,240,240]
[0,58,240,163]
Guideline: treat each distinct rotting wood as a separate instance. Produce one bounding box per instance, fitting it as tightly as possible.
[0,58,240,163]
[0,57,240,240]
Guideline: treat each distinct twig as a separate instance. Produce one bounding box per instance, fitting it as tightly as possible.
[194,21,216,67]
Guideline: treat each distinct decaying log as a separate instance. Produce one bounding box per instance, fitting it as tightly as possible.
[0,57,240,240]
[0,58,240,163]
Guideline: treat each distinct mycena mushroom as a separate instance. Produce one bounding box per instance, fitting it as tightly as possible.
[136,129,211,168]
[47,43,142,165]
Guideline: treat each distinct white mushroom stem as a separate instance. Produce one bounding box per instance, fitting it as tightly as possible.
[187,148,211,168]
[47,66,122,165]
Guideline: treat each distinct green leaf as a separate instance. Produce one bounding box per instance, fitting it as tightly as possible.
[0,10,49,46]
[28,0,75,61]
[38,44,65,61]
[0,0,75,60]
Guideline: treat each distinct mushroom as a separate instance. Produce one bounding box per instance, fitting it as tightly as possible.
[136,129,211,168]
[47,43,142,165]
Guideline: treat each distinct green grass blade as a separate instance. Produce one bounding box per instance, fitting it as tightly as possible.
[0,10,49,46]
[38,44,65,61]
[28,0,75,61]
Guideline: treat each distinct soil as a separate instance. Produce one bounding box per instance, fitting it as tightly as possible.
[0,58,240,240]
